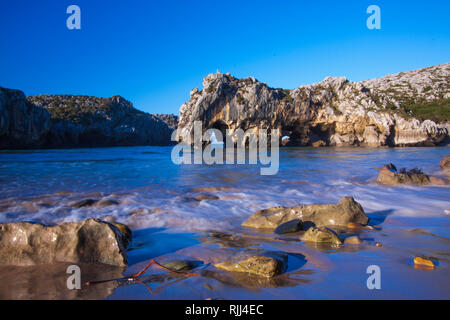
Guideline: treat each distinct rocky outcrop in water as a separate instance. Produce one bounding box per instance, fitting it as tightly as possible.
[242,197,369,230]
[0,86,178,149]
[376,163,447,185]
[0,218,131,266]
[176,63,450,147]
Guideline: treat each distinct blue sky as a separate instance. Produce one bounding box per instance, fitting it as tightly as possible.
[0,0,449,114]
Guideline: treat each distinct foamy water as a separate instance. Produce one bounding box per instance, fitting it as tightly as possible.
[1,146,450,299]
[0,146,448,231]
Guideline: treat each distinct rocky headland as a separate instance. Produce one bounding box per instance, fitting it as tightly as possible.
[176,63,450,147]
[0,88,178,149]
[1,63,449,149]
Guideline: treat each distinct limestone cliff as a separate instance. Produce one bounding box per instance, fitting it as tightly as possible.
[176,63,450,147]
[0,87,178,149]
[0,88,50,148]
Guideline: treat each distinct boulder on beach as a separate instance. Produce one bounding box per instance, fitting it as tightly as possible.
[301,227,342,246]
[440,156,450,171]
[214,250,288,278]
[0,218,131,266]
[376,163,447,185]
[242,197,369,230]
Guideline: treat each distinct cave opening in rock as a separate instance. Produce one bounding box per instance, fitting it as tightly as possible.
[309,124,333,146]
[210,120,229,144]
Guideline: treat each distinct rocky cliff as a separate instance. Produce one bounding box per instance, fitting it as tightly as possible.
[0,88,51,148]
[176,63,450,147]
[0,87,178,149]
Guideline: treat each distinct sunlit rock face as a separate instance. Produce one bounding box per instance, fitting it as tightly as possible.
[242,197,369,230]
[176,63,450,147]
[0,218,131,267]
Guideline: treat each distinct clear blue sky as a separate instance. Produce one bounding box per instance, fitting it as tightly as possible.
[0,0,449,115]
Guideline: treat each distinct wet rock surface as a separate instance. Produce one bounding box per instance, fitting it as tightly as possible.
[242,197,369,230]
[301,227,342,246]
[274,219,303,234]
[344,235,363,245]
[0,218,131,266]
[214,250,288,278]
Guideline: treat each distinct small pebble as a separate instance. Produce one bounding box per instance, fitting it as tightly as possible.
[414,256,435,268]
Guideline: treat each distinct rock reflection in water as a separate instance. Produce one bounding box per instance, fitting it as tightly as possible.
[0,262,123,299]
[200,269,311,291]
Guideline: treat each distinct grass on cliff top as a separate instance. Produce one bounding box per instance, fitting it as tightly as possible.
[402,98,450,123]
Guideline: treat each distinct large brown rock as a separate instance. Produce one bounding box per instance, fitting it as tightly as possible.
[242,197,369,230]
[0,218,131,266]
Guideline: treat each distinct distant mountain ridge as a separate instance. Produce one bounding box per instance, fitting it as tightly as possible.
[0,89,178,149]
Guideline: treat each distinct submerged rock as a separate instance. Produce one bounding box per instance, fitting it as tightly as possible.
[198,232,257,249]
[0,218,131,266]
[161,260,199,272]
[376,164,447,185]
[96,199,120,207]
[274,219,302,234]
[301,227,342,246]
[242,197,369,230]
[214,250,288,278]
[344,235,363,245]
[194,195,220,201]
[70,199,98,208]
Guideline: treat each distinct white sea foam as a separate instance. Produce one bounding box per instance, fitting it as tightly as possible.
[0,146,448,231]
